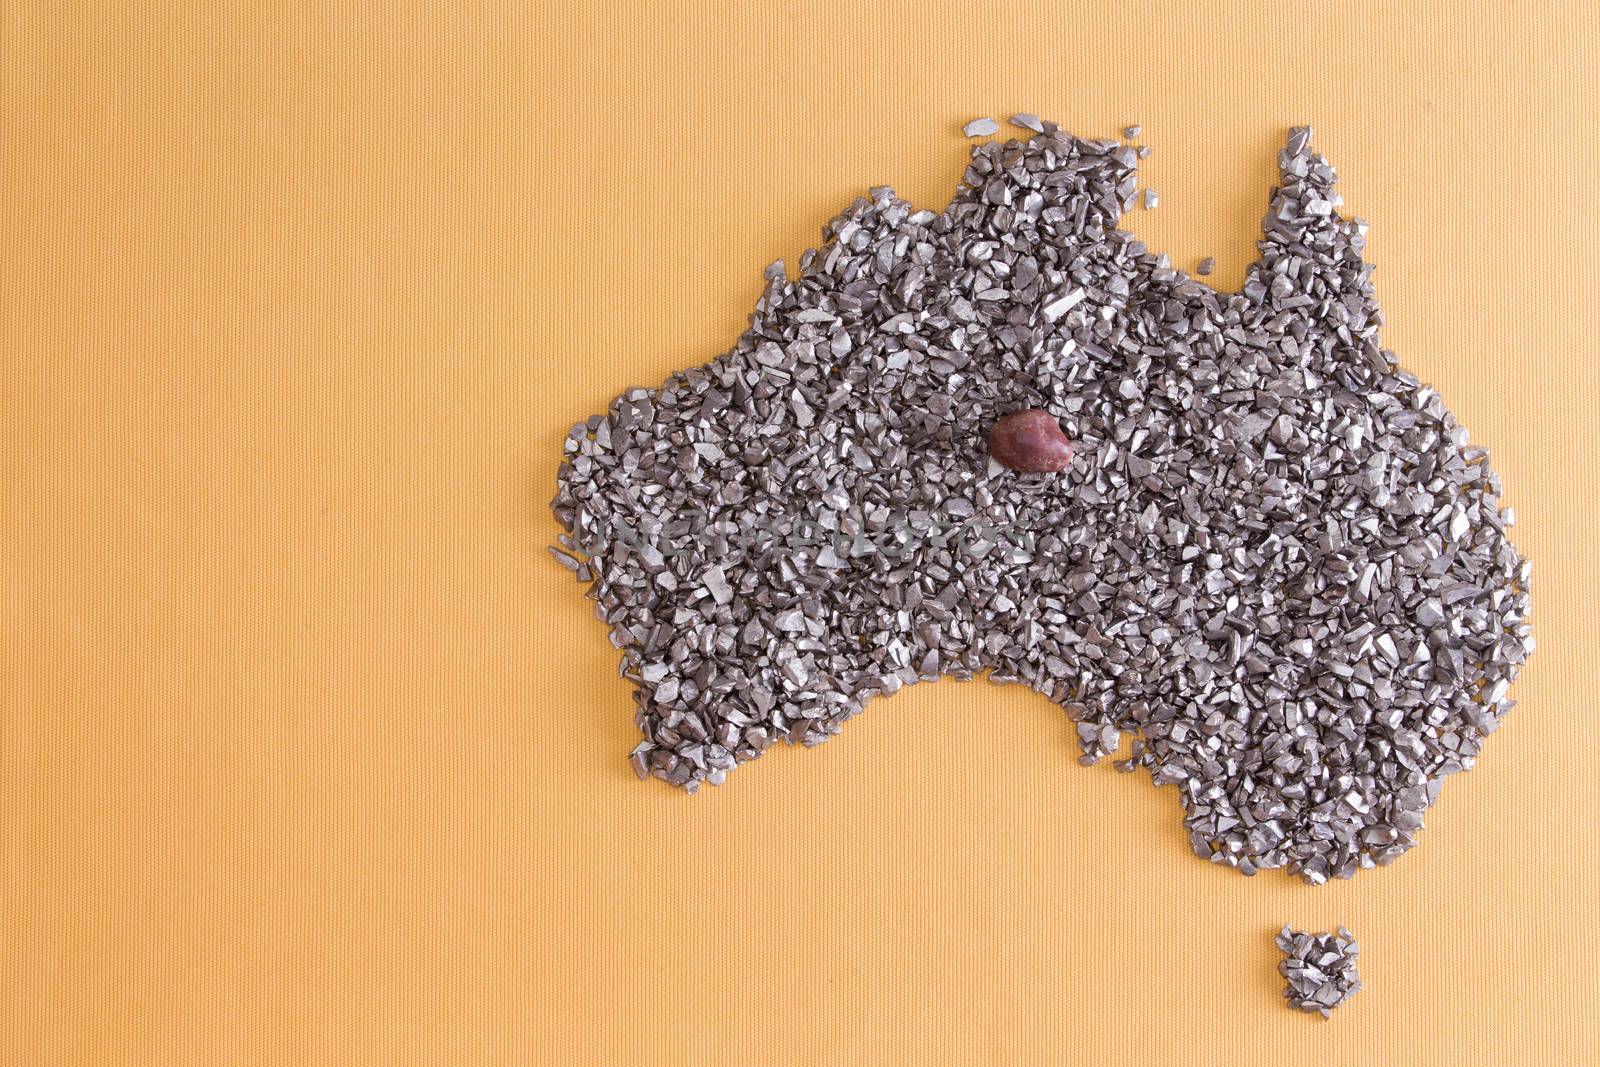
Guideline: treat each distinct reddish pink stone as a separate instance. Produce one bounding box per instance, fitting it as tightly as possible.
[987,408,1074,473]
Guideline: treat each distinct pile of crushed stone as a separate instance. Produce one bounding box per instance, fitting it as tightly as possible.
[551,123,1532,883]
[1277,926,1361,1016]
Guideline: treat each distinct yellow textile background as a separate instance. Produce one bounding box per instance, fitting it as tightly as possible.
[4,2,1598,1064]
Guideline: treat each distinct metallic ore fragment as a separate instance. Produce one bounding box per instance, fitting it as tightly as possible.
[701,565,734,605]
[550,122,1532,883]
[1196,256,1215,275]
[963,117,999,137]
[1041,287,1086,321]
[1010,113,1045,133]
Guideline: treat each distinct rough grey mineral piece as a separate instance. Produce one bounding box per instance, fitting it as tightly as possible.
[1277,926,1361,1017]
[962,117,999,137]
[551,123,1533,883]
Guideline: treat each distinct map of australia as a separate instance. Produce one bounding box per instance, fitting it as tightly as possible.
[552,124,1531,884]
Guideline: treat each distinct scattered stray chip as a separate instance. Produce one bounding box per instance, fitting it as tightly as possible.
[1123,124,1141,138]
[1196,256,1215,275]
[1010,113,1045,133]
[1143,188,1159,209]
[963,117,1000,137]
[1277,927,1361,1018]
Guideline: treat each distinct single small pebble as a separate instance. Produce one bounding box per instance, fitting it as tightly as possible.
[1137,145,1151,158]
[1010,113,1045,133]
[1143,189,1159,209]
[1124,124,1141,138]
[1196,256,1215,275]
[962,117,999,137]
[987,409,1075,473]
